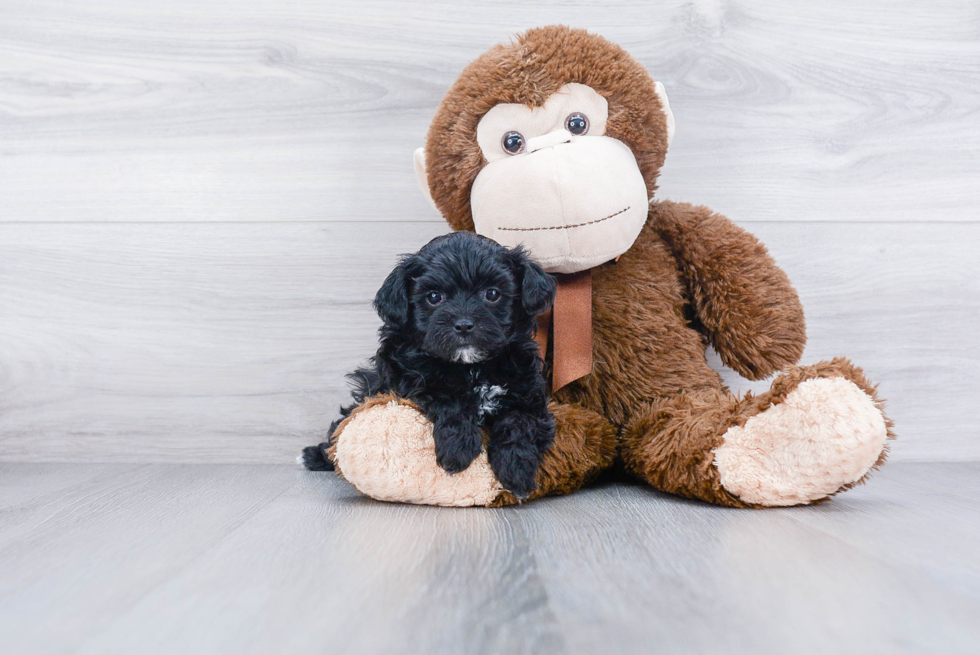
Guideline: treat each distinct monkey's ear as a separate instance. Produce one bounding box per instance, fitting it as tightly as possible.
[654,81,675,148]
[413,148,439,213]
[374,256,419,327]
[510,248,556,316]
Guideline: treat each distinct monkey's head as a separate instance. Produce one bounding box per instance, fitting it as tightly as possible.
[414,25,674,274]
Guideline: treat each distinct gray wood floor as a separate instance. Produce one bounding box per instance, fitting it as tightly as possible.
[1,462,978,655]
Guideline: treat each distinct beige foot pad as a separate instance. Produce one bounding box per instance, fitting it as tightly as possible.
[713,377,888,506]
[334,399,503,507]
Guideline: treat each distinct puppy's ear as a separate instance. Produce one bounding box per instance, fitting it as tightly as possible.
[510,247,556,316]
[374,255,420,326]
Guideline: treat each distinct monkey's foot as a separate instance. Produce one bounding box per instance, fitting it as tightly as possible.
[713,362,891,507]
[327,394,618,507]
[330,394,503,507]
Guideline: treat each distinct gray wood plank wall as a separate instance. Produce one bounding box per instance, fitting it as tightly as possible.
[2,1,978,463]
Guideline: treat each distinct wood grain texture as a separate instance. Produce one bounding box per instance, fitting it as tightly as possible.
[516,466,980,654]
[0,221,977,463]
[1,1,977,464]
[0,462,978,654]
[1,0,978,223]
[0,221,445,462]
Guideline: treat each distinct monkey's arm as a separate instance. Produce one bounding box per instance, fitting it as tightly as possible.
[647,199,806,380]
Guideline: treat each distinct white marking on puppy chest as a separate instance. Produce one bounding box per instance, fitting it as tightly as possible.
[475,383,507,417]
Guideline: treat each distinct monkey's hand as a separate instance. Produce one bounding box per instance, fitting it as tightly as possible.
[649,200,807,380]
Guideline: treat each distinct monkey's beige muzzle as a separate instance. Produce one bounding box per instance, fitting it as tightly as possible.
[470,134,650,275]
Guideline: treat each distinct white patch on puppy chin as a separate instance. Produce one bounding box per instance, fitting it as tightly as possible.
[453,346,485,364]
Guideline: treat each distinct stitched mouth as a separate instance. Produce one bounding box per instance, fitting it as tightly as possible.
[497,206,630,232]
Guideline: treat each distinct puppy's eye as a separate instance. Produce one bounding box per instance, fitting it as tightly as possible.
[425,291,443,306]
[501,131,525,155]
[565,113,589,136]
[484,288,500,302]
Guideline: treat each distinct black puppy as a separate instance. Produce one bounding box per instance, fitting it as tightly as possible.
[302,231,556,498]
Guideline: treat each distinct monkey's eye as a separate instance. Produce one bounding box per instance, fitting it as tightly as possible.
[501,131,525,155]
[484,288,500,302]
[425,291,443,306]
[565,113,589,136]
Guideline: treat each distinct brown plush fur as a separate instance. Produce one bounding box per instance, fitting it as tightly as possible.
[491,401,619,507]
[619,357,894,509]
[334,26,893,507]
[652,202,807,380]
[487,198,822,507]
[425,25,669,232]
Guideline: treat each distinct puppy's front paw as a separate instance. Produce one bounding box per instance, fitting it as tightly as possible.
[487,412,552,498]
[487,444,540,499]
[433,423,483,474]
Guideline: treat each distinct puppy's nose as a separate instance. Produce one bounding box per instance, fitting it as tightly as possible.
[453,318,475,334]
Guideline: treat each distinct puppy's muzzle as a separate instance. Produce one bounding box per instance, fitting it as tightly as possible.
[453,318,475,335]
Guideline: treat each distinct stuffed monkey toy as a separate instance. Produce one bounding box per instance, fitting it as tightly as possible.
[322,26,893,508]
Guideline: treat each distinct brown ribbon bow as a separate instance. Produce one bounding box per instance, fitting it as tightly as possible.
[534,269,593,391]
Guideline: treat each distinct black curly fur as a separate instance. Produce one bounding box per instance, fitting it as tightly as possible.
[302,232,556,498]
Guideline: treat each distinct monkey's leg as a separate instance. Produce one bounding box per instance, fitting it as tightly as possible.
[490,401,617,506]
[620,358,893,508]
[326,394,616,507]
